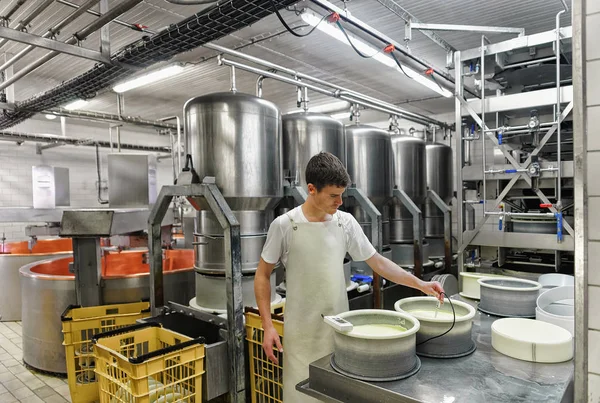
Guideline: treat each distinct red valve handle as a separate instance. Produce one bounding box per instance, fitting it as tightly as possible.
[540,204,553,208]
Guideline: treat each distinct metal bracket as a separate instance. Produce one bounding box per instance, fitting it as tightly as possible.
[36,141,65,154]
[393,189,424,280]
[0,26,111,63]
[345,187,383,309]
[284,185,308,205]
[72,237,102,307]
[147,182,245,403]
[428,189,453,275]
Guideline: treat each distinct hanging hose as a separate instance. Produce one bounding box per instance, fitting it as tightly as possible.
[95,142,109,204]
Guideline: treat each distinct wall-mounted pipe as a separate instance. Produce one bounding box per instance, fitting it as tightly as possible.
[116,93,124,153]
[95,143,109,204]
[481,35,488,216]
[0,130,170,152]
[159,115,182,174]
[0,0,101,74]
[0,0,55,50]
[45,108,176,130]
[556,8,565,207]
[0,0,143,91]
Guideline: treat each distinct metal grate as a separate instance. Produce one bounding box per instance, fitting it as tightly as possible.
[0,0,296,129]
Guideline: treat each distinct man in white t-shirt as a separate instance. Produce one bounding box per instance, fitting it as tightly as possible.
[254,152,444,403]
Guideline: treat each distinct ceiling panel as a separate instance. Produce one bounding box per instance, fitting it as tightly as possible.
[1,0,572,124]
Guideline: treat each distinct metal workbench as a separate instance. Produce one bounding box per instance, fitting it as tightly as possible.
[298,296,573,403]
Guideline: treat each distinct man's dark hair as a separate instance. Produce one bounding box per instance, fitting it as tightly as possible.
[305,152,351,191]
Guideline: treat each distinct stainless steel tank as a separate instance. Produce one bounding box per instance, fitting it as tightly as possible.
[425,143,453,238]
[20,251,195,374]
[282,112,345,187]
[345,124,392,247]
[185,92,283,307]
[185,91,282,211]
[0,238,72,322]
[389,135,427,243]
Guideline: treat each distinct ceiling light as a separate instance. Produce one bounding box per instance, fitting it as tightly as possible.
[113,64,185,93]
[45,114,57,120]
[63,99,89,110]
[301,11,453,98]
[331,112,350,120]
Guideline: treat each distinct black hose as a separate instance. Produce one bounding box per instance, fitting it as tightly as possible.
[416,292,456,346]
[269,0,327,38]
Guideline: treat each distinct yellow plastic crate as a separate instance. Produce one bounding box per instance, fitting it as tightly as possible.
[61,301,151,403]
[93,323,205,403]
[245,310,284,403]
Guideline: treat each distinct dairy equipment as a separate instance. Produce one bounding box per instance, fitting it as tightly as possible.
[20,250,194,374]
[425,143,453,257]
[282,111,346,188]
[389,135,427,243]
[345,125,392,242]
[108,154,157,208]
[32,166,70,209]
[0,238,72,321]
[184,91,282,310]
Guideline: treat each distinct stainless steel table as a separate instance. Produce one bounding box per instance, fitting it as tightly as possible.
[298,295,573,403]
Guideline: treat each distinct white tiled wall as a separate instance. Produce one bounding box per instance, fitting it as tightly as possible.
[0,118,174,241]
[587,0,600,400]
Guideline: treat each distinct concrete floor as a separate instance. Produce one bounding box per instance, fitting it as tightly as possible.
[0,322,72,403]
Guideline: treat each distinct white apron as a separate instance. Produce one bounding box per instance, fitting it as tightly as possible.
[283,213,348,403]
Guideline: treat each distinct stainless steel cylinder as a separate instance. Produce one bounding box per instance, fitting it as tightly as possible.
[185,91,283,211]
[332,310,420,380]
[390,135,427,243]
[395,297,476,358]
[478,278,542,318]
[0,252,71,321]
[282,112,345,187]
[20,256,194,374]
[425,143,453,238]
[426,237,446,258]
[345,124,392,207]
[194,271,276,310]
[194,210,271,274]
[390,242,431,266]
[351,248,391,276]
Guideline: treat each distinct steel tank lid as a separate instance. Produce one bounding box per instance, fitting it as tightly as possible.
[425,142,451,149]
[391,134,426,144]
[184,91,280,118]
[283,111,345,124]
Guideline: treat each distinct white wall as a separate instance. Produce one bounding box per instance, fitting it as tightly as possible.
[0,117,176,241]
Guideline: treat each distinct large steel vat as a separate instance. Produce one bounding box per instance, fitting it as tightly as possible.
[0,238,72,321]
[425,143,453,240]
[20,249,194,374]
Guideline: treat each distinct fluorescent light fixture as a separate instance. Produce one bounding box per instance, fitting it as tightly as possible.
[113,64,185,93]
[45,114,57,120]
[63,99,89,110]
[301,12,453,98]
[331,112,350,120]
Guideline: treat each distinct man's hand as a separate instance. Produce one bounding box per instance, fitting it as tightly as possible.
[419,280,445,303]
[262,326,284,364]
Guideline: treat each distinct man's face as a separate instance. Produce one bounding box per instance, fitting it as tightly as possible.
[308,184,345,215]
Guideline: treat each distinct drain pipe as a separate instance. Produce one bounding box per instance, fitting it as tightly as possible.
[0,0,101,74]
[159,116,182,174]
[555,4,566,208]
[95,143,109,204]
[0,0,143,91]
[0,0,55,51]
[116,94,124,152]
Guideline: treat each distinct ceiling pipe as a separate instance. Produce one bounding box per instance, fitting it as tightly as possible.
[1,0,27,22]
[56,0,156,34]
[44,108,176,130]
[0,0,101,74]
[0,130,170,152]
[0,0,143,91]
[0,0,55,50]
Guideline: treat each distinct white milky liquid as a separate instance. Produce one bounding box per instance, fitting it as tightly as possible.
[349,324,408,337]
[408,309,457,320]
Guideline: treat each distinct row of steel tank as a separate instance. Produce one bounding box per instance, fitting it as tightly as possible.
[184,91,452,308]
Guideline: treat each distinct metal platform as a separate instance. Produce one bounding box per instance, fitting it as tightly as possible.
[298,296,573,403]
